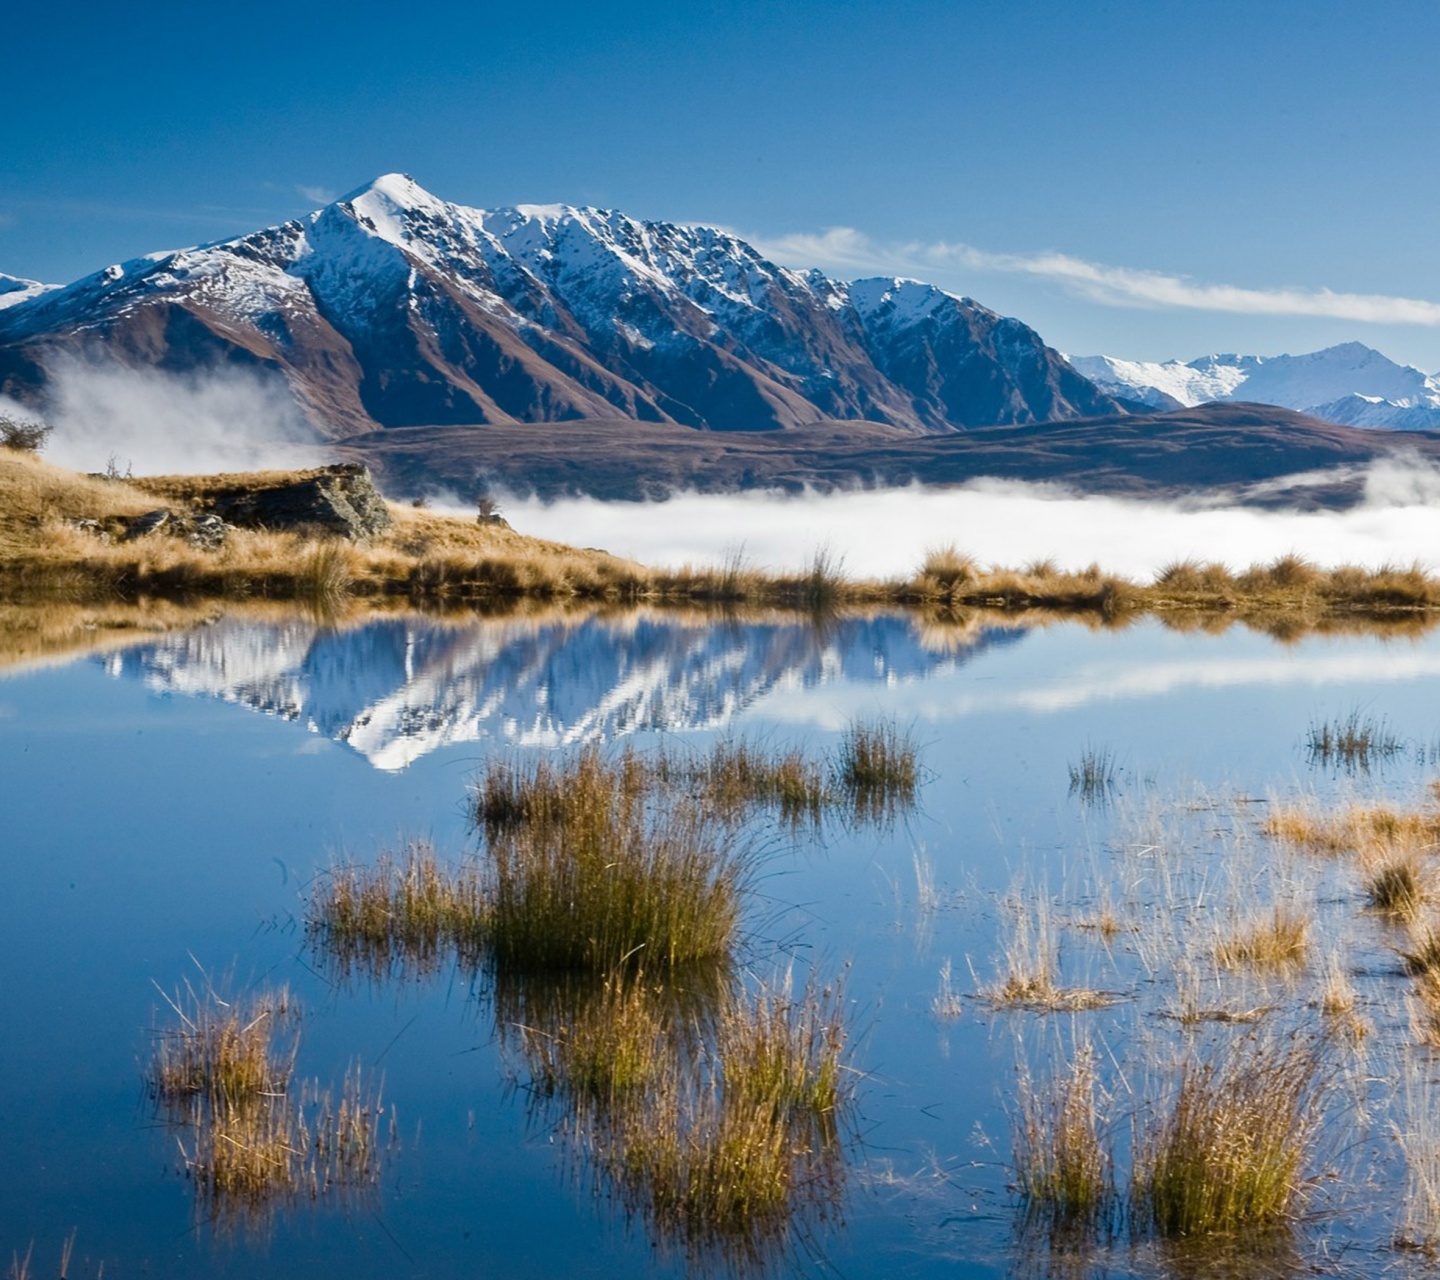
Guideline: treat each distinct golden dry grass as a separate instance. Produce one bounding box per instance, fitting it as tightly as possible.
[1214,905,1310,972]
[307,843,489,981]
[1262,801,1440,857]
[11,450,1440,629]
[986,894,1119,1012]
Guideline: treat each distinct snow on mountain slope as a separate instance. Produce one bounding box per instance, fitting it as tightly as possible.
[0,272,58,312]
[0,174,1127,437]
[1066,354,1252,410]
[1069,343,1440,430]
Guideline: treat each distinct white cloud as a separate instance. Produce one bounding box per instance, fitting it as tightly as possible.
[39,357,323,475]
[749,227,1440,326]
[296,184,337,206]
[501,460,1440,582]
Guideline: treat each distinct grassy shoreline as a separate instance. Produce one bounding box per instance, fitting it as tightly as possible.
[6,449,1440,625]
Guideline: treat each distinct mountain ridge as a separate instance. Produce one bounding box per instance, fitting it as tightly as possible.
[0,174,1126,438]
[1070,343,1440,430]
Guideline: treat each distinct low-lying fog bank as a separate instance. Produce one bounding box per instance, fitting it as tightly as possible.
[501,456,1440,579]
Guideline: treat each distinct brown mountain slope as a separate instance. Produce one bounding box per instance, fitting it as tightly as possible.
[340,403,1439,509]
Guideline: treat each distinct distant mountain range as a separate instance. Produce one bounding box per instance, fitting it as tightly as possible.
[1069,343,1440,432]
[0,174,1124,437]
[6,174,1440,503]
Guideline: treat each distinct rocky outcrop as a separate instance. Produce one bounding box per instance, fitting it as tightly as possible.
[210,464,392,539]
[120,508,232,549]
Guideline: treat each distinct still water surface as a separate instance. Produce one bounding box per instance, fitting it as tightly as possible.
[5,608,1440,1277]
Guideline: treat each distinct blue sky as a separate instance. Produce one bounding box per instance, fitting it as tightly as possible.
[6,0,1440,366]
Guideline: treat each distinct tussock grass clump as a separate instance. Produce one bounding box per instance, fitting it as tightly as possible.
[1132,1037,1323,1238]
[179,1067,387,1232]
[150,983,297,1110]
[909,544,982,600]
[149,982,386,1232]
[307,843,488,979]
[1214,905,1310,972]
[719,971,847,1129]
[1305,709,1406,772]
[514,968,675,1105]
[481,749,746,974]
[1262,799,1440,856]
[1068,744,1117,804]
[1402,924,1440,977]
[835,718,918,821]
[593,972,852,1267]
[684,740,829,828]
[1363,849,1429,919]
[476,747,652,839]
[1014,1040,1115,1233]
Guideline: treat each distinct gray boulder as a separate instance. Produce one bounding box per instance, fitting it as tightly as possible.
[212,464,392,540]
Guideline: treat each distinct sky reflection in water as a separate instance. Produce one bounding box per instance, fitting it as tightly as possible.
[5,610,1440,1277]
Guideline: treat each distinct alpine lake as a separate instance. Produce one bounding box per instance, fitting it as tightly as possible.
[8,599,1440,1279]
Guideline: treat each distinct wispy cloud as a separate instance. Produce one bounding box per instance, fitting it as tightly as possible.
[750,227,1440,326]
[296,183,337,206]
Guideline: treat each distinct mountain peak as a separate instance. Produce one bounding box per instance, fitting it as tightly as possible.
[0,175,1128,437]
[1073,342,1440,428]
[340,172,434,207]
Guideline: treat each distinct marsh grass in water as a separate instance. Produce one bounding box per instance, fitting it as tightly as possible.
[1305,709,1407,773]
[148,983,387,1233]
[987,893,1119,1012]
[1068,745,1118,805]
[661,738,830,830]
[835,718,919,822]
[307,842,488,981]
[1261,794,1440,856]
[483,755,744,975]
[1013,1039,1116,1236]
[1362,848,1430,920]
[586,972,852,1270]
[1131,1036,1325,1239]
[149,982,297,1113]
[1214,905,1310,972]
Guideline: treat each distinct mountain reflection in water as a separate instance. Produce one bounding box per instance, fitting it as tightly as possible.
[95,611,1021,770]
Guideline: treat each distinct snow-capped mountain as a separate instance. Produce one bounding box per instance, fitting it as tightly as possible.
[1068,343,1440,430]
[0,174,1124,436]
[96,609,1019,771]
[0,272,57,312]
